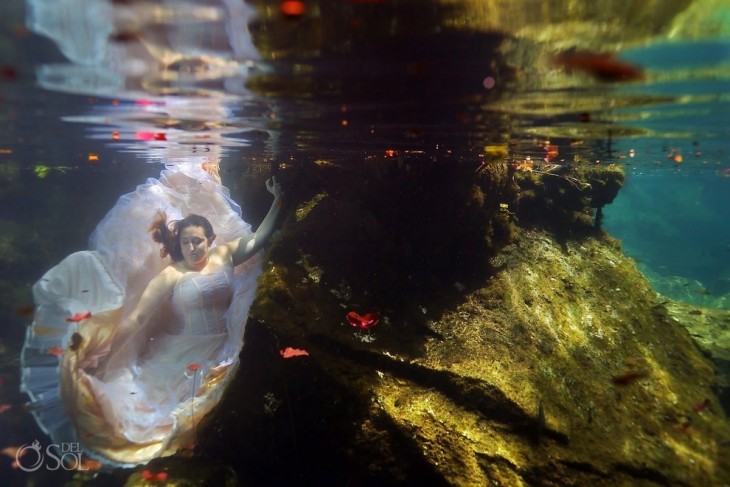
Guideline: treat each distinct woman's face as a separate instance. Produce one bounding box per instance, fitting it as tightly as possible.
[179,225,212,270]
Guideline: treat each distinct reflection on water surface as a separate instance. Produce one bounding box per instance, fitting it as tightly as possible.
[3,0,726,167]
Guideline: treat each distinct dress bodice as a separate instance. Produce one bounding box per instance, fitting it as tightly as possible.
[172,265,233,335]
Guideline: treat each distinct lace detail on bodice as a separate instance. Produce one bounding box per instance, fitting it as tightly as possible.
[172,266,233,335]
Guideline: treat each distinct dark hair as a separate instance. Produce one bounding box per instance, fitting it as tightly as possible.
[149,211,216,262]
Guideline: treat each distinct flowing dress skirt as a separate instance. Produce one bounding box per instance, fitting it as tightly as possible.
[21,163,262,465]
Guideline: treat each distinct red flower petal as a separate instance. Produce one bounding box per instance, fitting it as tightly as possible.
[280,347,309,359]
[281,1,305,16]
[346,311,380,330]
[65,311,92,323]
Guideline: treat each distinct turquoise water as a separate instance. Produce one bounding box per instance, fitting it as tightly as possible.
[601,39,730,307]
[605,172,730,309]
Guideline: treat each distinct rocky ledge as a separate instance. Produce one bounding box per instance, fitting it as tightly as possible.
[115,157,729,486]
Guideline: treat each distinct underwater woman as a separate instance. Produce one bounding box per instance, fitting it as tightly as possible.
[21,161,282,465]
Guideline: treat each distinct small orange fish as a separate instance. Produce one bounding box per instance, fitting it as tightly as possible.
[47,345,65,357]
[0,404,12,414]
[280,347,309,359]
[186,363,201,373]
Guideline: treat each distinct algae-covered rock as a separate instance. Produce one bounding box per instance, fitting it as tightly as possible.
[188,157,729,486]
[514,163,624,236]
[666,302,730,407]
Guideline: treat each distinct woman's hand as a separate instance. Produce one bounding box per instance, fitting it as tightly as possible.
[266,176,283,200]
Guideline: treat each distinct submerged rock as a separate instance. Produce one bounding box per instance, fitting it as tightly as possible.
[190,159,730,486]
[666,301,730,411]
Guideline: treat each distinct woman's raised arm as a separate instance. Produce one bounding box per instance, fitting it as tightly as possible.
[228,176,283,266]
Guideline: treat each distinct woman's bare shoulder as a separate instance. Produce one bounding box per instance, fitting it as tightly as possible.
[211,242,235,262]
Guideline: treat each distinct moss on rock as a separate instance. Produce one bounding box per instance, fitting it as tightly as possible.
[186,157,729,485]
[513,163,624,237]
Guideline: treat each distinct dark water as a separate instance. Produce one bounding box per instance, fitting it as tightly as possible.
[0,0,729,483]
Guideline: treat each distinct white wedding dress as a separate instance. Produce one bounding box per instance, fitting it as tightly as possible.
[20,163,262,465]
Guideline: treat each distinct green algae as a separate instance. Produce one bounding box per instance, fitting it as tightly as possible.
[188,156,729,485]
[513,163,624,236]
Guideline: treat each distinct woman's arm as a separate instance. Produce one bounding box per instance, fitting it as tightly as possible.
[103,267,177,372]
[228,176,283,266]
[114,268,177,343]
